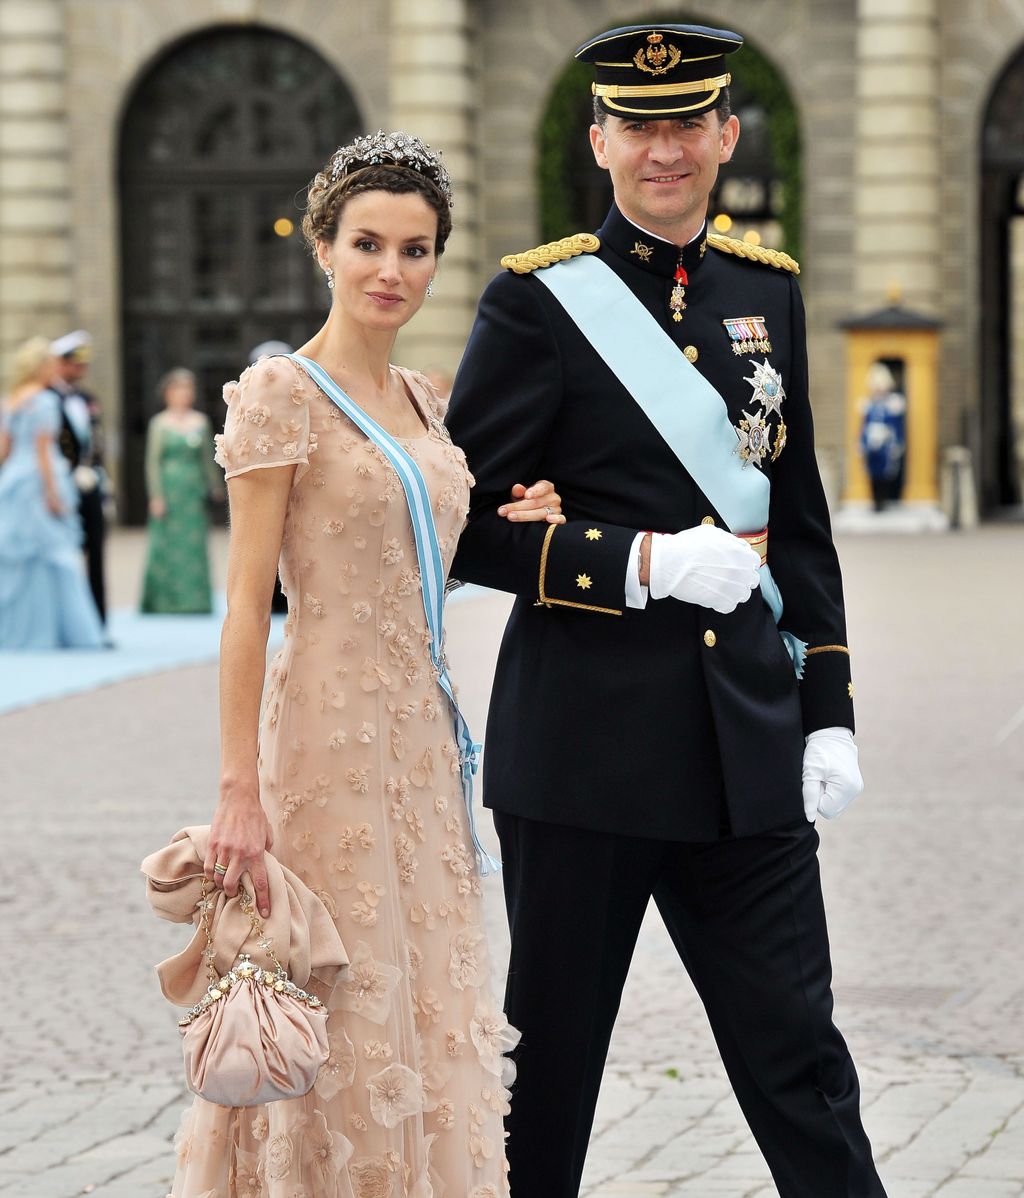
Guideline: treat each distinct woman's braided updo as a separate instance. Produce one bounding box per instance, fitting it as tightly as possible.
[302,163,452,259]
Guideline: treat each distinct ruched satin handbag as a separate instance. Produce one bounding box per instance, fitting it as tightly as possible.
[177,878,330,1107]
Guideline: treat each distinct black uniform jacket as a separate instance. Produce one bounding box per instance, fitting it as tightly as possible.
[446,204,854,841]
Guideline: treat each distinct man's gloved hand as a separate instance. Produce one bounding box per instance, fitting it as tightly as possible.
[648,526,761,614]
[802,727,863,822]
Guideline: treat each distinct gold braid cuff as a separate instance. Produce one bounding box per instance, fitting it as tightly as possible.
[707,233,800,275]
[536,523,623,616]
[501,233,601,275]
[804,644,850,657]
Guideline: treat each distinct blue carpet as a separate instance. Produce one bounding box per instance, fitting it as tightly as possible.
[0,585,488,714]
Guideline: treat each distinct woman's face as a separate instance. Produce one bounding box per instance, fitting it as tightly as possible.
[164,380,195,411]
[318,190,438,332]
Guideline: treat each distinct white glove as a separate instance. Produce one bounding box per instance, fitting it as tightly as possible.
[802,727,863,822]
[648,526,761,614]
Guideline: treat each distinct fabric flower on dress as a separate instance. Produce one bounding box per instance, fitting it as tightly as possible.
[470,994,522,1080]
[256,434,272,456]
[406,939,424,979]
[449,926,486,990]
[303,1110,353,1186]
[394,833,418,884]
[250,1113,269,1141]
[470,1186,500,1198]
[417,1032,454,1110]
[264,1132,295,1180]
[351,880,385,927]
[433,1100,455,1131]
[357,721,377,743]
[173,1105,196,1164]
[337,941,403,1025]
[409,748,434,789]
[382,538,404,565]
[470,1134,494,1169]
[346,767,370,794]
[246,404,271,427]
[350,1157,394,1198]
[446,1029,467,1057]
[367,1062,425,1128]
[361,658,394,693]
[234,1148,265,1198]
[353,601,372,623]
[323,518,345,536]
[328,729,347,751]
[412,986,444,1028]
[364,1039,393,1060]
[315,1027,356,1101]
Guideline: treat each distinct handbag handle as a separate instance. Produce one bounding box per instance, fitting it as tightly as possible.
[197,876,284,985]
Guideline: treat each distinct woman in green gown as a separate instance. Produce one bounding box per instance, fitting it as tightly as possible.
[140,368,224,613]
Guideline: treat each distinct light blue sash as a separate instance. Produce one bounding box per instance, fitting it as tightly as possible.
[535,255,806,676]
[288,354,498,876]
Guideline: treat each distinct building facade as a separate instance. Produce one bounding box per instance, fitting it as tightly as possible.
[2,0,1023,518]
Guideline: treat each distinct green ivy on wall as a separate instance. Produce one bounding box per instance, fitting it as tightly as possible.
[537,26,802,262]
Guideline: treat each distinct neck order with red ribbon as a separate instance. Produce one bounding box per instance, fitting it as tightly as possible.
[670,252,688,323]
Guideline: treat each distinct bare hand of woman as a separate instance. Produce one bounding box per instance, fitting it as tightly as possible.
[45,488,64,516]
[497,480,566,523]
[206,785,275,917]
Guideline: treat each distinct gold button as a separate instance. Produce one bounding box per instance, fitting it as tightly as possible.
[703,630,717,647]
[701,516,715,526]
[683,345,698,363]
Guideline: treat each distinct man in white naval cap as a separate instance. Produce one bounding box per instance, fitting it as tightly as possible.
[50,330,110,630]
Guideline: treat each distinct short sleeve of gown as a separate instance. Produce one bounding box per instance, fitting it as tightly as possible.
[214,356,310,485]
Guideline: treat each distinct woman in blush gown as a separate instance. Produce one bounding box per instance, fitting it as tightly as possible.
[0,337,103,650]
[169,132,564,1198]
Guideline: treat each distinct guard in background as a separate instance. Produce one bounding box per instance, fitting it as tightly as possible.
[51,330,110,627]
[447,23,887,1198]
[859,361,907,510]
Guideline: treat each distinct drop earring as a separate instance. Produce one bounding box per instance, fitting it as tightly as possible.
[426,277,435,298]
[324,266,334,290]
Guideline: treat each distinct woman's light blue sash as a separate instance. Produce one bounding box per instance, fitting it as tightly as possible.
[534,255,806,676]
[288,354,498,876]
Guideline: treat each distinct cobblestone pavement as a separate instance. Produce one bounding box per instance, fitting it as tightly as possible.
[0,528,1021,1197]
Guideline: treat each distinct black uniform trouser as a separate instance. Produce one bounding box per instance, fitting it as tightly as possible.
[78,487,106,623]
[494,811,887,1198]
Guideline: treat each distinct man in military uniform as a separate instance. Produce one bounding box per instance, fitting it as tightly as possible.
[51,330,110,628]
[446,23,887,1198]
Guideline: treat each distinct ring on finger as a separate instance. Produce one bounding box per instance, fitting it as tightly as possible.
[545,505,555,515]
[213,862,227,875]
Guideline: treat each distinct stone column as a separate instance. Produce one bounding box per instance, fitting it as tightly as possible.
[389,0,478,378]
[0,0,71,363]
[853,0,941,314]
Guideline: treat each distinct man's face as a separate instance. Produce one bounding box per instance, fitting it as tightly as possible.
[57,357,87,384]
[590,111,740,240]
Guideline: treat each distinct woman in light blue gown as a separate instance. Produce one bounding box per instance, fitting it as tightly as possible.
[0,336,104,649]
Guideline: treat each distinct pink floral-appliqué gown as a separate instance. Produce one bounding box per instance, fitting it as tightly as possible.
[171,357,517,1198]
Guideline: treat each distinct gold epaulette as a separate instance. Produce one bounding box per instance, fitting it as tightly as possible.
[707,233,800,275]
[500,233,601,275]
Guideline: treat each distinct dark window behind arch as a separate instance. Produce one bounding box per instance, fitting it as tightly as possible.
[119,26,362,522]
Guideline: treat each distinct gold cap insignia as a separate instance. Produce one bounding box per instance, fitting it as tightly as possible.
[634,33,682,75]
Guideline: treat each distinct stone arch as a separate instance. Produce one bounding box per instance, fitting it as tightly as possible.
[980,38,1024,508]
[63,2,387,510]
[116,24,363,521]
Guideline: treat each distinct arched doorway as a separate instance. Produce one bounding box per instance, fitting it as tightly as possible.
[537,26,801,258]
[981,46,1024,510]
[118,26,362,522]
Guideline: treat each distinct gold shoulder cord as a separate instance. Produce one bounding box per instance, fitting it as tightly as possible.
[501,233,601,275]
[706,233,800,275]
[536,523,623,616]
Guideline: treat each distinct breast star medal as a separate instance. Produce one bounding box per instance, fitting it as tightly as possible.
[735,359,787,468]
[735,409,771,467]
[744,359,786,415]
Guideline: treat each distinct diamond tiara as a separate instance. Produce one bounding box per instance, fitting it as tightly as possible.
[328,130,453,207]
